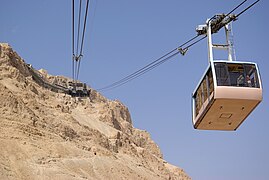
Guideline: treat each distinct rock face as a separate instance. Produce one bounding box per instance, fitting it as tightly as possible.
[0,43,191,180]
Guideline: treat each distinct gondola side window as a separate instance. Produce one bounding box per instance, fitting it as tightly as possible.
[214,63,260,88]
[194,68,214,116]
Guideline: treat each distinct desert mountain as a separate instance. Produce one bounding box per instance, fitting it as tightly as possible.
[0,43,190,180]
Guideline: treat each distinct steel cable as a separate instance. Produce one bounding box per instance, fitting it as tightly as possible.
[97,35,203,91]
[71,0,90,84]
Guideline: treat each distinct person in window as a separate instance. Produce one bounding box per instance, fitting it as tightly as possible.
[246,75,252,87]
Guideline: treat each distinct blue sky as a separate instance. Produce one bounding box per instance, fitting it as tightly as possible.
[1,0,269,179]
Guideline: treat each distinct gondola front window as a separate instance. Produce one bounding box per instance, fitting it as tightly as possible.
[214,62,260,88]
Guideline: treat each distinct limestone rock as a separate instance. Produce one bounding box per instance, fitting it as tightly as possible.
[0,43,191,180]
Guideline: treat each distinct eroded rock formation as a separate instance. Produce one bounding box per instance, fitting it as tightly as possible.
[0,43,190,180]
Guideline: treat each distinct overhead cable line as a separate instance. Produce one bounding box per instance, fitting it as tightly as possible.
[208,0,247,22]
[80,0,90,56]
[97,35,203,91]
[76,0,90,81]
[100,51,181,91]
[76,0,82,57]
[72,0,75,82]
[236,0,260,18]
[227,0,247,17]
[72,0,90,84]
[97,0,260,91]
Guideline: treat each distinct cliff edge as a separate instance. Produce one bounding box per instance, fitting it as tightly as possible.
[0,43,190,180]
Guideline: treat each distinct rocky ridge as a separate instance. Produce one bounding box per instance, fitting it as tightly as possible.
[0,43,190,180]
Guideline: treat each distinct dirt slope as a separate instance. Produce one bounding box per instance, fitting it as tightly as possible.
[0,43,191,180]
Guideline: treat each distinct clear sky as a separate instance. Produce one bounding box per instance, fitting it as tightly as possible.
[1,0,268,179]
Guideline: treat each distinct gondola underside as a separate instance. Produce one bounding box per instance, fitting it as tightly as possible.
[194,98,261,131]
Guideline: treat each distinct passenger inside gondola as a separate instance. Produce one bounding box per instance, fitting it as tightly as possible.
[214,62,260,88]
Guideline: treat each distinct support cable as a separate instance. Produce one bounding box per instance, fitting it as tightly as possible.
[100,51,180,91]
[97,0,260,92]
[97,35,203,91]
[76,0,90,82]
[79,0,90,57]
[72,0,75,56]
[208,0,247,22]
[97,48,178,91]
[236,0,260,18]
[76,0,82,57]
[71,0,91,86]
[72,0,75,81]
[226,0,248,16]
[181,36,207,52]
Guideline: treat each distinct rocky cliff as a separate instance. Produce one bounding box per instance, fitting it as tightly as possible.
[0,43,190,180]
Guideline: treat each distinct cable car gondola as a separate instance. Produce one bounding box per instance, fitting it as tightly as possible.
[192,16,262,131]
[192,60,262,130]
